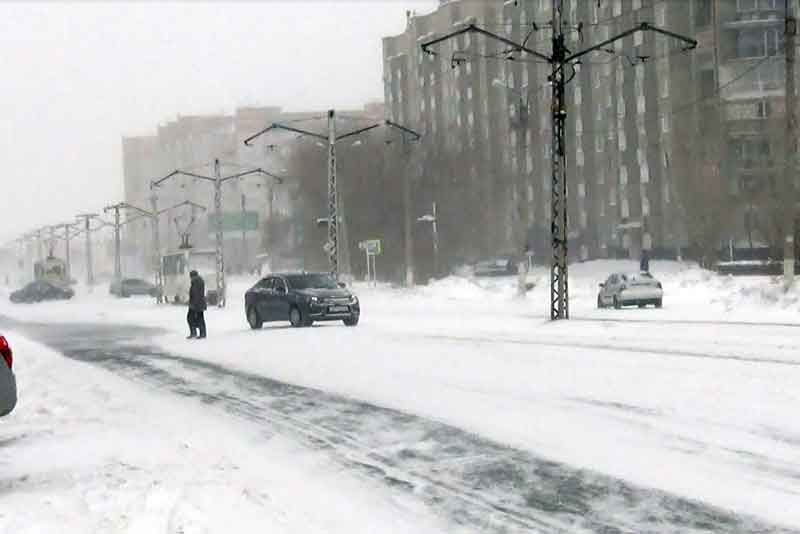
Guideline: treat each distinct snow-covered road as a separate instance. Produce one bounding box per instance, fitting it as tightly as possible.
[1,260,799,532]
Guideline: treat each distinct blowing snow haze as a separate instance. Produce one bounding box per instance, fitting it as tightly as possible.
[0,1,436,241]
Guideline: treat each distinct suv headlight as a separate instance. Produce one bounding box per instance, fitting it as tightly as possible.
[309,296,320,304]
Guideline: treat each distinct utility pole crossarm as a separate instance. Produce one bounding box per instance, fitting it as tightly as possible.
[157,200,207,216]
[564,22,697,63]
[420,24,552,63]
[385,120,422,141]
[337,123,384,141]
[152,169,215,187]
[218,167,282,184]
[119,202,155,219]
[243,123,327,146]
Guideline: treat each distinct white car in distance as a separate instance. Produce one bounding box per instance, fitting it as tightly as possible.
[598,271,663,309]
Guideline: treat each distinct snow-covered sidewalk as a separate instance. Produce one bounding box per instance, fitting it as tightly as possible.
[0,333,448,534]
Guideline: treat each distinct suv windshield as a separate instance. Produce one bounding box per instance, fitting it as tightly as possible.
[286,274,338,290]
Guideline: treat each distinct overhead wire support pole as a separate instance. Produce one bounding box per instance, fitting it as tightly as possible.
[104,203,124,285]
[420,3,696,320]
[150,187,162,302]
[76,213,100,288]
[50,222,78,281]
[153,161,280,308]
[327,110,338,278]
[785,0,797,287]
[244,114,420,281]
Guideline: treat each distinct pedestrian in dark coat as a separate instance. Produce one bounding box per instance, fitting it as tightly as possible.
[187,270,207,339]
[640,249,650,273]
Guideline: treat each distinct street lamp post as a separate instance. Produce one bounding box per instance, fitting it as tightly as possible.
[417,201,439,278]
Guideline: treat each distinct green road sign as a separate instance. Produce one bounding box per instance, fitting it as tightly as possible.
[207,212,259,235]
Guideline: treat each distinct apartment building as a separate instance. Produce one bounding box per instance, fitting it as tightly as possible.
[383,0,796,263]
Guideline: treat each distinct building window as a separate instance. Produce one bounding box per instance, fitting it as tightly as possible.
[660,76,670,98]
[656,4,667,26]
[641,190,650,216]
[613,0,622,17]
[695,0,711,27]
[637,94,646,114]
[737,0,779,12]
[577,148,584,167]
[620,165,628,185]
[621,196,630,218]
[640,162,650,183]
[632,0,642,10]
[634,30,644,47]
[661,114,670,133]
[467,87,473,100]
[595,136,604,152]
[736,28,784,59]
[756,99,771,118]
[733,137,771,167]
[574,85,582,105]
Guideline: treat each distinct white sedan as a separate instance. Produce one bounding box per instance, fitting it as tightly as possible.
[597,271,663,309]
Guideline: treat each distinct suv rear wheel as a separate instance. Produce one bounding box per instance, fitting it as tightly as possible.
[343,315,359,327]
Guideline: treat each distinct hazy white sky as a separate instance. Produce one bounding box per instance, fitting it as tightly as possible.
[0,0,436,242]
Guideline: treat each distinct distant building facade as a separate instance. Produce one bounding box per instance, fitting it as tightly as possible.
[122,104,383,273]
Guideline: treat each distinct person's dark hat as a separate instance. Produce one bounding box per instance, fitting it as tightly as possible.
[189,270,198,277]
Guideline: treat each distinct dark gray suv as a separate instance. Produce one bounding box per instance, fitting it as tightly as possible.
[245,273,360,329]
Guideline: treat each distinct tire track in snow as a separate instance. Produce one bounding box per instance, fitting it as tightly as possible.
[4,319,796,534]
[411,333,800,367]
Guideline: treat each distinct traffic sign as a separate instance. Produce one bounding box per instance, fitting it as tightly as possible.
[358,239,381,255]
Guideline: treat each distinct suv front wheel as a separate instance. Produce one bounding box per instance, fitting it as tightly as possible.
[343,314,359,327]
[289,306,313,327]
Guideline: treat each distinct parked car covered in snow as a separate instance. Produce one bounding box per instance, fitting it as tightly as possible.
[473,255,519,277]
[245,272,360,329]
[10,280,74,303]
[0,336,16,417]
[597,271,663,309]
[109,278,159,298]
